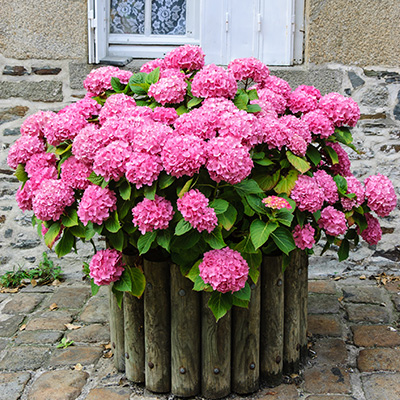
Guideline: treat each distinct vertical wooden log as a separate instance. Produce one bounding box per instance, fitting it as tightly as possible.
[283,250,302,374]
[201,292,231,399]
[109,285,125,372]
[260,256,284,386]
[299,251,309,363]
[123,291,145,382]
[144,259,171,393]
[232,281,261,394]
[170,264,201,397]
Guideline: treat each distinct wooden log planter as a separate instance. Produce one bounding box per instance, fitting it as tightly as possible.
[109,251,308,398]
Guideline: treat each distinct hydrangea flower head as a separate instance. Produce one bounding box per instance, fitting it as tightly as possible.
[32,179,75,221]
[77,185,117,226]
[177,189,218,233]
[148,76,187,105]
[341,175,365,211]
[318,206,347,236]
[302,109,335,139]
[293,224,315,250]
[7,136,46,169]
[262,196,292,210]
[227,57,269,84]
[99,93,137,124]
[164,45,205,71]
[60,156,92,190]
[140,58,166,73]
[191,64,237,99]
[125,152,163,189]
[325,142,352,176]
[206,136,253,184]
[93,140,132,182]
[89,249,125,286]
[161,134,206,178]
[359,213,382,245]
[319,92,360,127]
[256,87,287,115]
[152,107,179,125]
[261,75,292,100]
[364,174,397,217]
[288,85,320,114]
[290,175,325,213]
[199,247,249,293]
[132,195,174,234]
[314,169,339,204]
[20,111,56,138]
[83,66,133,96]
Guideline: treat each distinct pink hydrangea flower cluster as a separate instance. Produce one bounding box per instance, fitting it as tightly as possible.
[125,152,163,188]
[99,93,137,124]
[326,142,352,176]
[161,134,206,178]
[7,135,46,169]
[262,75,292,100]
[83,66,133,96]
[152,107,179,125]
[262,196,292,210]
[132,195,174,234]
[314,169,339,204]
[290,175,325,213]
[132,122,172,155]
[256,87,287,115]
[319,92,360,127]
[228,57,269,84]
[60,156,92,190]
[43,110,88,146]
[25,152,56,177]
[191,64,237,99]
[288,85,320,114]
[341,175,365,211]
[318,206,347,236]
[177,189,218,233]
[89,249,125,286]
[66,97,102,119]
[20,111,56,138]
[32,179,75,221]
[206,136,253,184]
[93,140,132,182]
[364,174,397,217]
[199,247,249,293]
[77,185,117,226]
[163,44,205,71]
[302,109,335,139]
[140,58,165,73]
[359,213,382,245]
[293,224,315,250]
[148,75,187,105]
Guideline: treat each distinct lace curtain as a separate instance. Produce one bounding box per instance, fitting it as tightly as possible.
[110,0,187,35]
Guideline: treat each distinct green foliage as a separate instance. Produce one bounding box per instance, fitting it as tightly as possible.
[56,338,74,349]
[0,266,29,288]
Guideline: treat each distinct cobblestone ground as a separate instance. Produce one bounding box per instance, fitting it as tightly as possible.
[0,274,399,399]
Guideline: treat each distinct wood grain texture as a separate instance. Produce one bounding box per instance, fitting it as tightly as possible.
[144,259,171,393]
[232,281,261,394]
[170,264,201,397]
[123,291,145,382]
[260,255,284,385]
[283,250,302,374]
[109,285,125,372]
[299,251,309,363]
[201,292,231,399]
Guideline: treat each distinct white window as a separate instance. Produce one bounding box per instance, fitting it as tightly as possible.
[88,0,304,66]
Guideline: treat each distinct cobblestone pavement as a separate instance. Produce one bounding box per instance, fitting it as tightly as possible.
[0,274,399,400]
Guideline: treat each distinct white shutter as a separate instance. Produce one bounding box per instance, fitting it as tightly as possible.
[88,0,107,64]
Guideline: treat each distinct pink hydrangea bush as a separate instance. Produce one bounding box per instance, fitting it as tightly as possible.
[8,45,397,319]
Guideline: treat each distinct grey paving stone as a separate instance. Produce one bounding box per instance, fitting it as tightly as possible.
[14,330,63,345]
[312,338,348,365]
[362,373,400,400]
[0,315,24,337]
[342,286,386,304]
[346,303,390,323]
[66,323,110,343]
[79,295,109,323]
[86,387,131,400]
[2,293,45,314]
[0,372,31,400]
[308,294,341,314]
[26,311,73,331]
[27,370,88,400]
[0,346,51,371]
[358,348,400,372]
[303,365,351,394]
[46,286,91,310]
[47,346,103,367]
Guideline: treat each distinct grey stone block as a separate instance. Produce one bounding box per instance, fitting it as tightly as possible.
[269,66,343,95]
[0,81,63,102]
